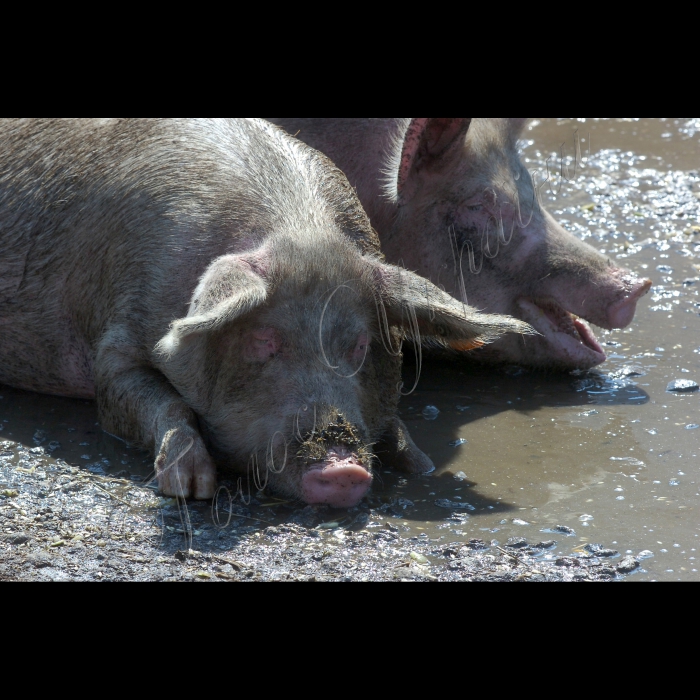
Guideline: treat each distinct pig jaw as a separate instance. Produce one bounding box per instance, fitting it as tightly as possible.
[203,402,376,508]
[301,446,372,508]
[516,299,607,369]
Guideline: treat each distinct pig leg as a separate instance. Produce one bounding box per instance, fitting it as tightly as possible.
[375,415,435,474]
[94,339,217,500]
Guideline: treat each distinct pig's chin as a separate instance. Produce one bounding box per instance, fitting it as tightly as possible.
[517,298,606,369]
[301,447,372,508]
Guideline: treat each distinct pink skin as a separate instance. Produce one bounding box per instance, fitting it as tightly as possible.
[249,328,366,364]
[606,276,653,329]
[539,268,652,331]
[520,270,653,367]
[301,446,372,508]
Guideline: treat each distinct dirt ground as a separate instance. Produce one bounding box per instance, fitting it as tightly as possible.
[0,438,640,582]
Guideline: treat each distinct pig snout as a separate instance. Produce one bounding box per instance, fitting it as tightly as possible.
[606,274,652,329]
[302,447,372,508]
[516,266,652,369]
[554,269,652,331]
[294,410,373,507]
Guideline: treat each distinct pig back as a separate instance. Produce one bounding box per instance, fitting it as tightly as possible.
[0,118,380,397]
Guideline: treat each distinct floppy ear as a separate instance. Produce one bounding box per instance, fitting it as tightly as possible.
[397,118,472,197]
[375,264,536,350]
[155,254,268,357]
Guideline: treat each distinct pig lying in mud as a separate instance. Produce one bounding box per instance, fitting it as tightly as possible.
[0,118,534,507]
[268,118,652,370]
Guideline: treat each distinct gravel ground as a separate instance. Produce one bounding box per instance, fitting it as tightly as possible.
[0,439,640,582]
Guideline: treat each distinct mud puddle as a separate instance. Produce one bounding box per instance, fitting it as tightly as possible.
[1,118,698,581]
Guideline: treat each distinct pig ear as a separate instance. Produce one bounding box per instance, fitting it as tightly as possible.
[155,255,268,357]
[376,264,536,349]
[396,118,472,196]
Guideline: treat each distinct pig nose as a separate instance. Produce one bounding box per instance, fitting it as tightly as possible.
[302,466,371,508]
[302,448,372,508]
[607,277,652,329]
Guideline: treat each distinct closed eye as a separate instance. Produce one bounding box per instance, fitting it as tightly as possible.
[249,327,281,361]
[351,332,370,361]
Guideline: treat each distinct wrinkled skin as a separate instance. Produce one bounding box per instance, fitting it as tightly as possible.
[268,118,652,370]
[0,118,533,507]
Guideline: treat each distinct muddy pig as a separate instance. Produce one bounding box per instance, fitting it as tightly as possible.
[0,118,534,506]
[267,118,652,370]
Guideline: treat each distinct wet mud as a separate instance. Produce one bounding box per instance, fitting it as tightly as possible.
[0,445,630,581]
[1,118,699,581]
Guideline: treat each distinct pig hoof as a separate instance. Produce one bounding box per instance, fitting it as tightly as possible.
[376,416,436,474]
[155,428,217,500]
[395,447,435,475]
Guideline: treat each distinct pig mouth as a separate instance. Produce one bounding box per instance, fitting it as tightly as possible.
[517,298,606,368]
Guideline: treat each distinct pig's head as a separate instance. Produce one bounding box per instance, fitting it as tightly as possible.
[154,233,533,507]
[381,118,651,370]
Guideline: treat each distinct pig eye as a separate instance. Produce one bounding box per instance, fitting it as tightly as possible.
[467,204,482,212]
[352,333,370,357]
[249,328,280,361]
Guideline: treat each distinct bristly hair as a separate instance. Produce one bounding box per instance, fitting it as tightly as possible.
[294,412,373,467]
[379,118,412,204]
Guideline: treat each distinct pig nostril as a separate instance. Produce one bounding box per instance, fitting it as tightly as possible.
[301,464,372,508]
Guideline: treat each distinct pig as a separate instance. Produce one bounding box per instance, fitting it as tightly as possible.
[267,118,652,370]
[0,118,534,507]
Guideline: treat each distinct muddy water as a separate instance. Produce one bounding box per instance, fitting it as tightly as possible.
[1,118,698,581]
[0,389,155,480]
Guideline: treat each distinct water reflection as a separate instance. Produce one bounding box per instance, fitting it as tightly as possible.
[0,386,153,482]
